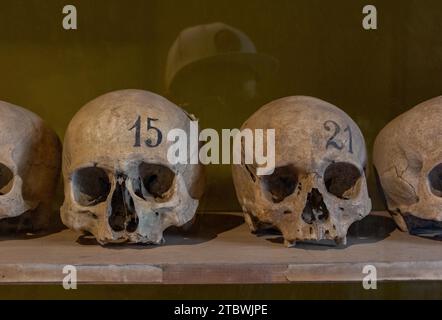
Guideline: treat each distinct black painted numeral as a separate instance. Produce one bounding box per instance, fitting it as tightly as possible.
[146,117,162,147]
[343,125,353,154]
[129,116,142,147]
[129,116,162,148]
[323,120,353,154]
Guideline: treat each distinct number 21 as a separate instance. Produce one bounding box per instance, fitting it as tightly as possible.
[323,120,353,154]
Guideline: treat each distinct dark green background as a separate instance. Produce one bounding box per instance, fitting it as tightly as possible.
[1,0,442,299]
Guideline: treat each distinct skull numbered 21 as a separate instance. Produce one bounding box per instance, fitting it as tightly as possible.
[0,101,61,231]
[232,96,371,246]
[61,90,204,244]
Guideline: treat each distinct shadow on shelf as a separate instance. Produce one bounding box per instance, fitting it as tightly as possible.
[262,213,398,250]
[0,210,65,241]
[76,213,245,248]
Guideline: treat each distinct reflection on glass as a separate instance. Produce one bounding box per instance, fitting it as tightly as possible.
[165,22,278,119]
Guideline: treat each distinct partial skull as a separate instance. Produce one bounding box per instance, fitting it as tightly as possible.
[232,96,371,246]
[0,100,61,231]
[61,89,204,244]
[373,96,442,235]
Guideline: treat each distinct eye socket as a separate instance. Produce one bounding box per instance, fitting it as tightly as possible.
[134,163,175,201]
[324,162,361,200]
[72,167,111,206]
[262,165,298,203]
[0,163,13,195]
[428,163,442,197]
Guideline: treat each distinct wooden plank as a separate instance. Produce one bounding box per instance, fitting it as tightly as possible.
[0,264,163,284]
[0,212,441,284]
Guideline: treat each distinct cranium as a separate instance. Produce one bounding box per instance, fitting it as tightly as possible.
[373,96,442,234]
[61,89,204,244]
[232,96,371,246]
[0,100,61,231]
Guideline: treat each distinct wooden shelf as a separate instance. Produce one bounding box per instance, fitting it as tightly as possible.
[0,212,441,284]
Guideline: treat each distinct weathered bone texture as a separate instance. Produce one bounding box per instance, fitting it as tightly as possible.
[373,96,442,234]
[0,100,61,231]
[61,89,204,244]
[232,96,371,246]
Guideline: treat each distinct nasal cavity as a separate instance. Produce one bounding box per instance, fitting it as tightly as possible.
[108,175,139,233]
[301,188,329,224]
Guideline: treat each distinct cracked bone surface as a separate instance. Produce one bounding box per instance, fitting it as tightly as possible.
[0,100,61,231]
[373,96,442,234]
[232,96,371,246]
[61,89,204,244]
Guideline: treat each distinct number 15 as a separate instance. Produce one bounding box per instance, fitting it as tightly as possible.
[129,116,163,148]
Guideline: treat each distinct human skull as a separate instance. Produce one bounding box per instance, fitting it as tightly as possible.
[232,96,371,246]
[0,100,61,231]
[373,96,442,234]
[61,90,204,244]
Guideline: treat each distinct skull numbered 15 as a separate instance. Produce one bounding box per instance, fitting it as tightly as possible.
[373,96,442,234]
[61,90,204,244]
[232,96,371,246]
[0,100,61,231]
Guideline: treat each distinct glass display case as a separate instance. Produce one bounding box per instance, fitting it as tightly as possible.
[0,0,441,300]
